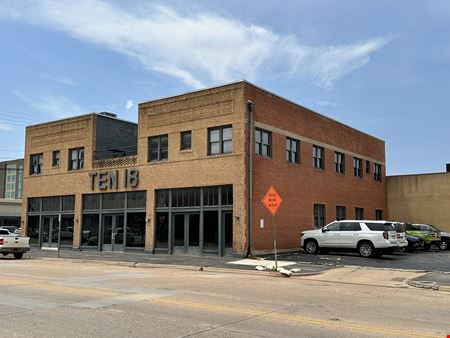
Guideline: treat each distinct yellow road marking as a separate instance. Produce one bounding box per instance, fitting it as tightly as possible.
[153,298,440,338]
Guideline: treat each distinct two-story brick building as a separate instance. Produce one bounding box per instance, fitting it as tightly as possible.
[22,81,387,256]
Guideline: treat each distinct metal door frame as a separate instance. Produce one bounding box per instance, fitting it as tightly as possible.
[101,214,125,251]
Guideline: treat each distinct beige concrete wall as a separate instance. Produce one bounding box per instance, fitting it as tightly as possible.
[387,173,450,232]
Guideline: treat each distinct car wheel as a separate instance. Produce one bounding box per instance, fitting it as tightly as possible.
[439,241,448,250]
[13,252,23,259]
[358,241,374,258]
[304,240,319,254]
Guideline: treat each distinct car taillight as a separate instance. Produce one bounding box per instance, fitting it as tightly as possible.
[0,238,3,245]
[397,233,400,239]
[383,231,389,240]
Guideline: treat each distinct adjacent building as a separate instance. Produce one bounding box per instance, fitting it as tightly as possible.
[0,159,24,228]
[387,165,450,232]
[22,81,387,256]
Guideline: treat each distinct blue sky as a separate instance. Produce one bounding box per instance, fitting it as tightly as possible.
[0,0,449,175]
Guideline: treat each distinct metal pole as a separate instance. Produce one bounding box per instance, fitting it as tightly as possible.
[57,214,61,258]
[272,215,278,270]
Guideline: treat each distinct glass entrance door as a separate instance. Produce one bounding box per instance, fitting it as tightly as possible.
[102,214,124,251]
[41,215,59,248]
[172,213,200,254]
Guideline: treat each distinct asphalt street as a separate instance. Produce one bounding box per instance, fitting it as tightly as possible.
[0,259,449,337]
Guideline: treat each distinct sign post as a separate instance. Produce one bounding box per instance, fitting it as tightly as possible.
[261,186,282,270]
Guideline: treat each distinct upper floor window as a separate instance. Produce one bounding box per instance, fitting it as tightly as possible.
[208,125,232,155]
[353,157,362,177]
[374,163,382,181]
[255,128,271,157]
[69,147,84,170]
[30,153,43,175]
[180,131,192,151]
[286,137,299,163]
[148,134,168,162]
[313,145,324,169]
[335,152,345,174]
[52,150,60,167]
[314,203,326,228]
[366,160,371,174]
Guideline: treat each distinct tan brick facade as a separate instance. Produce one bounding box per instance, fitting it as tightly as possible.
[22,81,386,256]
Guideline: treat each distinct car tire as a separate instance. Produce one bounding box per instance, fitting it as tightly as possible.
[13,252,23,259]
[304,239,319,254]
[358,241,374,258]
[439,241,448,250]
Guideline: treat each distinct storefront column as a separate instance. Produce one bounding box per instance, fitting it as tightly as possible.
[72,194,82,249]
[145,189,154,252]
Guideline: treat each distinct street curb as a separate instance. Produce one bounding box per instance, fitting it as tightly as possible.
[405,279,450,293]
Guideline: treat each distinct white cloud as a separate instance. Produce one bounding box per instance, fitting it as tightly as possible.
[12,90,84,119]
[40,73,77,86]
[125,100,133,111]
[0,0,390,88]
[0,123,14,131]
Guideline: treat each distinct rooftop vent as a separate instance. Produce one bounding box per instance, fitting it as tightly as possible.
[446,163,450,173]
[99,112,117,118]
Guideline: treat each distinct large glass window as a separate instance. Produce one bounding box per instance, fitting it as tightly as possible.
[255,128,271,157]
[4,164,16,198]
[353,157,363,177]
[60,216,74,246]
[204,211,218,250]
[286,137,299,163]
[69,147,84,170]
[83,194,100,210]
[81,214,99,247]
[27,198,41,212]
[335,152,345,174]
[30,153,43,175]
[314,204,326,228]
[172,188,200,207]
[156,190,169,208]
[127,191,146,209]
[42,196,60,212]
[203,186,219,206]
[126,213,146,248]
[102,192,125,210]
[221,185,233,206]
[155,212,169,249]
[62,195,75,211]
[17,165,23,199]
[148,134,168,162]
[27,216,40,246]
[180,131,192,150]
[208,125,232,155]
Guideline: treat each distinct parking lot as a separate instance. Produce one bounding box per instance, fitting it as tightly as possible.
[268,248,450,273]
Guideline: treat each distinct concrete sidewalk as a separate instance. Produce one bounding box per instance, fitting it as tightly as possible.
[22,248,450,292]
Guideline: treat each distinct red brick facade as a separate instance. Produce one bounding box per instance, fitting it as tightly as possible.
[244,83,386,252]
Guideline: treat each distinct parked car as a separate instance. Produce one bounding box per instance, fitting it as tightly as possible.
[405,234,425,251]
[300,220,399,258]
[0,226,19,234]
[405,224,441,250]
[0,228,30,259]
[424,225,449,250]
[392,222,408,251]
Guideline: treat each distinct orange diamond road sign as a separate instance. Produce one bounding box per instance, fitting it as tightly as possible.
[262,186,282,216]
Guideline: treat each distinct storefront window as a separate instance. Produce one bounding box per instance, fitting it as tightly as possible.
[155,212,168,249]
[27,216,40,246]
[126,213,145,248]
[127,191,146,209]
[102,192,125,210]
[60,216,74,246]
[81,214,99,247]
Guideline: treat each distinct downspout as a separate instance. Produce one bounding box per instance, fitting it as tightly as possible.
[246,100,255,257]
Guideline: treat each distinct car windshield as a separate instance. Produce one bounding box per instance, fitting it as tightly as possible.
[365,223,395,231]
[428,225,441,232]
[393,223,406,232]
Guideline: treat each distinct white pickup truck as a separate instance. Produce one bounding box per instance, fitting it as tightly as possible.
[0,228,30,259]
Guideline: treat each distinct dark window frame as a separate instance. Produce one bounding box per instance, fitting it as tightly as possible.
[366,160,371,174]
[286,137,299,164]
[353,157,363,177]
[52,150,60,168]
[30,153,43,175]
[336,205,347,221]
[375,209,384,220]
[180,130,192,151]
[68,147,84,171]
[374,163,382,182]
[355,207,365,220]
[313,145,325,169]
[148,134,169,162]
[255,128,272,158]
[314,203,326,228]
[335,151,345,174]
[208,125,233,156]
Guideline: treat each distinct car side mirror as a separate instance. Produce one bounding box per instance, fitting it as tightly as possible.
[321,228,327,232]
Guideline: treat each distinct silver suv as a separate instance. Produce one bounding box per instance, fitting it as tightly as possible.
[300,220,399,258]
